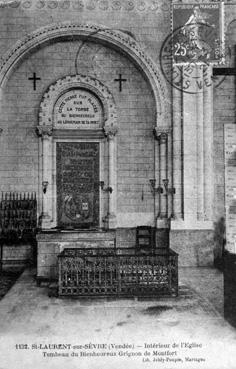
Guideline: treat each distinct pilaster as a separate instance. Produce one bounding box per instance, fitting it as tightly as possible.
[172,65,183,220]
[36,125,53,229]
[171,64,214,230]
[103,126,118,229]
[153,127,173,227]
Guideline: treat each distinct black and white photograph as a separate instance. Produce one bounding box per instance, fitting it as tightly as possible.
[0,0,236,368]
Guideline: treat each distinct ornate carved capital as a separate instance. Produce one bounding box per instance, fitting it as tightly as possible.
[36,125,53,137]
[153,127,171,143]
[103,126,118,139]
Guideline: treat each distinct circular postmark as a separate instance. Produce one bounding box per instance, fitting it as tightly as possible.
[160,23,228,94]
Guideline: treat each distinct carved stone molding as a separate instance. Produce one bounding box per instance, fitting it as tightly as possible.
[36,125,53,137]
[103,126,118,139]
[153,127,172,142]
[158,132,168,144]
[0,22,168,122]
[38,74,117,131]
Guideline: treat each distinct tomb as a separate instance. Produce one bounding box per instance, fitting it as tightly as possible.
[35,75,177,294]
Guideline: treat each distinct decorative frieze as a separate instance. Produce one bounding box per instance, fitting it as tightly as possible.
[1,0,168,13]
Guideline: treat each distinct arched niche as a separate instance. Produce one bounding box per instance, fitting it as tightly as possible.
[37,75,118,230]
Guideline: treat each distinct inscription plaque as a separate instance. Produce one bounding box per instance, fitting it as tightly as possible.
[54,89,103,129]
[56,142,100,229]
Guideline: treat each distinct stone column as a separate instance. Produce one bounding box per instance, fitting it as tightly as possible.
[172,75,183,220]
[154,131,161,218]
[196,66,204,221]
[153,128,171,226]
[160,132,168,218]
[168,128,173,219]
[203,65,214,221]
[181,65,198,224]
[104,126,118,229]
[36,125,53,229]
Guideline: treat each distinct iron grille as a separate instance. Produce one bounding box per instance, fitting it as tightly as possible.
[58,248,178,297]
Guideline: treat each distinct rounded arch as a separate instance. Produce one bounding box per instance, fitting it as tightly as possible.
[226,19,236,45]
[0,22,168,121]
[38,74,117,129]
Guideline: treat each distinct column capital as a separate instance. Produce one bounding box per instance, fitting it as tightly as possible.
[36,125,53,137]
[153,127,171,143]
[103,126,118,139]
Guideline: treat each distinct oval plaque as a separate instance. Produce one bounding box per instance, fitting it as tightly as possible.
[54,89,103,129]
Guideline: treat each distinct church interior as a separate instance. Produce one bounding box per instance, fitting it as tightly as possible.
[0,0,236,367]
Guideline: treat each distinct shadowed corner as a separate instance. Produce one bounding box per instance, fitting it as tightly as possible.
[224,252,236,329]
[142,305,173,316]
[213,217,226,271]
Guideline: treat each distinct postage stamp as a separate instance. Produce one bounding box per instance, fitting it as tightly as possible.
[172,3,223,64]
[159,3,226,94]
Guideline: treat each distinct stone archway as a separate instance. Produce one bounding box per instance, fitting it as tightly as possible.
[0,22,172,229]
[0,22,168,123]
[37,74,118,229]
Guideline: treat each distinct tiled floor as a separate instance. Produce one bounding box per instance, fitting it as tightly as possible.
[0,267,235,369]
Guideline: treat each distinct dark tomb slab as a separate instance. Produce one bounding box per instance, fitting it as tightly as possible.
[56,142,99,229]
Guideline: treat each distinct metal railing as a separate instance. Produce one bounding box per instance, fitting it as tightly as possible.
[0,192,37,244]
[58,248,178,297]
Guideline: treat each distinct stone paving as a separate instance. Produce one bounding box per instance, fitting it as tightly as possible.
[0,267,235,369]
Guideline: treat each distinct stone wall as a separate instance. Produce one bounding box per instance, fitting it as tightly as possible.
[0,39,157,215]
[213,32,236,256]
[170,230,214,267]
[1,244,33,269]
[213,77,235,223]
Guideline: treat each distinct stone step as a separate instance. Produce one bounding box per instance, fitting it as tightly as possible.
[37,230,117,279]
[37,230,116,242]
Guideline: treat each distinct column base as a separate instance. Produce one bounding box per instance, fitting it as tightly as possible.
[39,213,52,229]
[156,218,170,229]
[170,219,213,230]
[103,213,117,229]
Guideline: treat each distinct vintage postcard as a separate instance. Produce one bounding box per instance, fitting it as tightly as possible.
[0,0,236,368]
